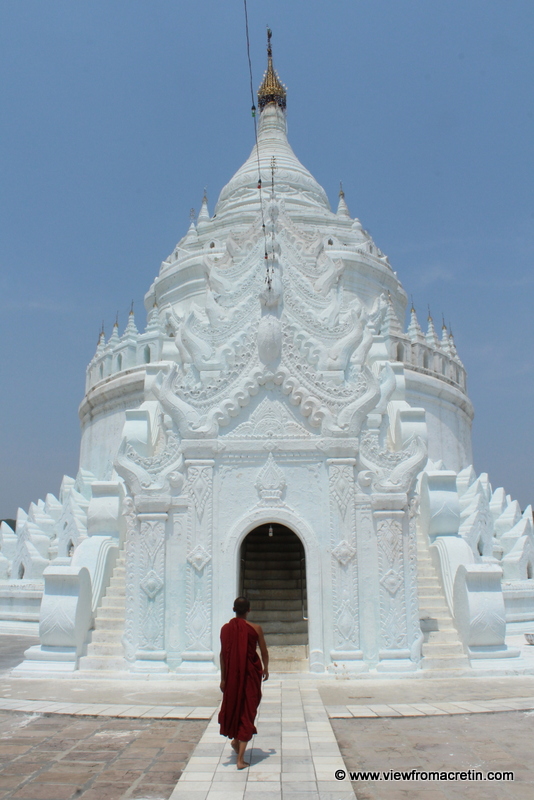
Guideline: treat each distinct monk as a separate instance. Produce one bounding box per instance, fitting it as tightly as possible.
[218,596,269,769]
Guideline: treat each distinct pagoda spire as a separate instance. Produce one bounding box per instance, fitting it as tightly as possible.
[197,189,209,224]
[336,183,351,219]
[426,310,439,348]
[258,28,287,111]
[440,318,450,353]
[407,303,424,343]
[123,306,138,339]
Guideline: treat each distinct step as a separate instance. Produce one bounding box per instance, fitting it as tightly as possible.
[246,588,302,600]
[100,598,126,611]
[95,605,124,619]
[249,599,303,611]
[264,632,308,646]
[421,655,470,670]
[424,629,461,644]
[249,610,306,623]
[418,597,450,610]
[244,546,303,555]
[78,655,128,671]
[269,645,309,673]
[111,566,126,575]
[245,553,303,564]
[93,617,125,631]
[420,616,455,633]
[86,641,124,657]
[417,567,439,578]
[422,641,465,656]
[417,576,441,591]
[244,568,304,581]
[105,586,126,598]
[255,620,308,635]
[90,629,126,644]
[243,579,302,590]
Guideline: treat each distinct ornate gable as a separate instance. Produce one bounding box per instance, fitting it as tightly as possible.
[222,397,312,440]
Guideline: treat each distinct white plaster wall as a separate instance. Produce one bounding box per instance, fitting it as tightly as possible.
[78,372,145,479]
[405,370,473,471]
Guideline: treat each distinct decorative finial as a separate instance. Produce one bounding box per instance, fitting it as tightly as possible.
[189,208,196,224]
[339,181,345,198]
[428,305,432,321]
[129,300,134,316]
[258,28,287,111]
[114,312,119,328]
[411,295,415,314]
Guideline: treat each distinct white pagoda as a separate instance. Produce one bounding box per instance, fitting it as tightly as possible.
[5,37,534,676]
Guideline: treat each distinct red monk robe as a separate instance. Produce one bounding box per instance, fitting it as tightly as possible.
[218,618,263,742]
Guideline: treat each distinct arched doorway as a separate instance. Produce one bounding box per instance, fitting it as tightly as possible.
[239,523,308,671]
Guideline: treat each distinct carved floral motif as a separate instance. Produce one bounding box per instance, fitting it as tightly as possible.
[255,454,286,505]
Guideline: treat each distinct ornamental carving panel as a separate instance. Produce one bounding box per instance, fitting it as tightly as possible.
[183,462,214,655]
[138,514,166,652]
[122,497,139,662]
[328,460,359,652]
[376,518,407,650]
[256,453,286,506]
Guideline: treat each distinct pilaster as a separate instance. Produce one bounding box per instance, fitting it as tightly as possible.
[178,459,216,672]
[327,458,364,669]
[371,492,418,672]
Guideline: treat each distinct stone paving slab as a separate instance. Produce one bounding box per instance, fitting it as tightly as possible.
[0,698,218,720]
[0,709,207,800]
[170,681,356,800]
[332,710,534,800]
[327,695,534,718]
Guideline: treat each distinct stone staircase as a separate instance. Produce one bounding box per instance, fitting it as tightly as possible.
[417,529,470,671]
[78,555,127,672]
[243,527,309,672]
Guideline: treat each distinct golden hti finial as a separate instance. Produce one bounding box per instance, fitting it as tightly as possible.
[258,27,287,111]
[339,181,345,198]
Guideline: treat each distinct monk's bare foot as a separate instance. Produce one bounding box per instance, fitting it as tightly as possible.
[237,760,249,770]
[231,739,239,754]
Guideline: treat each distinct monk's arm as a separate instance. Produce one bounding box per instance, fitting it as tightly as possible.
[257,626,269,680]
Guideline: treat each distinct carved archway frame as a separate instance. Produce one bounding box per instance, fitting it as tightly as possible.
[216,506,327,673]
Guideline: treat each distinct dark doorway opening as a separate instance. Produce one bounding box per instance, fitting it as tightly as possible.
[239,524,308,648]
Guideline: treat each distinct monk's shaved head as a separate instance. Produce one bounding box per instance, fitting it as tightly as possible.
[233,596,250,616]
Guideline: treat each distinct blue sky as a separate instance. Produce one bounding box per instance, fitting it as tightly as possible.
[1,0,533,518]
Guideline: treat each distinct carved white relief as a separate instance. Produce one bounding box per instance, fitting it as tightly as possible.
[359,431,427,494]
[140,569,164,599]
[255,453,286,505]
[184,462,213,655]
[380,569,403,595]
[122,497,138,662]
[330,465,353,520]
[332,540,356,566]
[187,544,211,573]
[186,599,210,650]
[224,398,311,440]
[188,467,211,521]
[328,460,359,651]
[376,518,407,650]
[137,515,166,652]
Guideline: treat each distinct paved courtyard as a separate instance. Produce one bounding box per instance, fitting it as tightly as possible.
[0,635,534,798]
[0,711,206,800]
[332,711,533,800]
